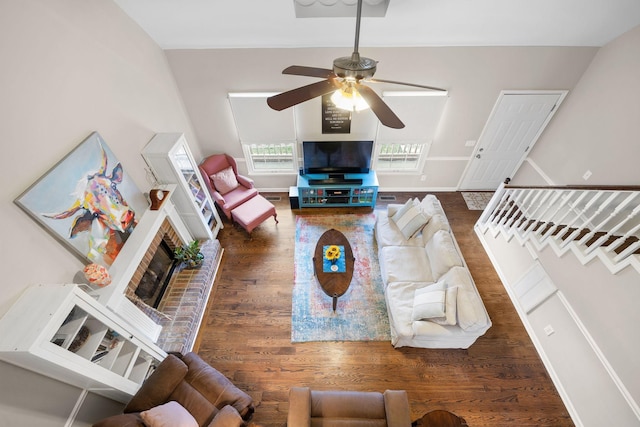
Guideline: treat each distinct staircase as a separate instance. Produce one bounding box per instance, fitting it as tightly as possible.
[476,183,640,274]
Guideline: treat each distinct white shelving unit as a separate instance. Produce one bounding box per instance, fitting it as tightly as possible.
[142,133,223,240]
[0,284,166,403]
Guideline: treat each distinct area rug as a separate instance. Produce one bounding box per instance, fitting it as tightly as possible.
[461,191,494,210]
[292,214,391,342]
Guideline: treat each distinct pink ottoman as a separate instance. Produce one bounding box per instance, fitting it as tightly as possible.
[231,195,278,234]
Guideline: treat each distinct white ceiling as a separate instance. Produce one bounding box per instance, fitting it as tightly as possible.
[114,0,640,49]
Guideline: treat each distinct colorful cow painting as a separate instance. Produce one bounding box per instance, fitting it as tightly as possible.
[15,132,144,267]
[44,143,137,265]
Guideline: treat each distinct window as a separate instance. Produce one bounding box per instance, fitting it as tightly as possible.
[373,141,430,172]
[242,142,297,174]
[228,93,298,174]
[374,91,447,173]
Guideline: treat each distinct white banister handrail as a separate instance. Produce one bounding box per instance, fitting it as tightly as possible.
[476,186,640,275]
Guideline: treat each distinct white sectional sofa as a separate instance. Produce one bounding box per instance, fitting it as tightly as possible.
[375,195,491,349]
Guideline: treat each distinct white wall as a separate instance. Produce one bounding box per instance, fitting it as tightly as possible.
[0,1,198,424]
[514,25,640,186]
[0,0,197,313]
[165,45,597,190]
[485,24,640,426]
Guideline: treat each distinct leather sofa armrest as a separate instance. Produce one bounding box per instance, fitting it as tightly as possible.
[236,175,254,189]
[92,412,144,427]
[208,405,245,427]
[287,387,311,427]
[180,353,255,420]
[383,390,413,427]
[124,354,188,413]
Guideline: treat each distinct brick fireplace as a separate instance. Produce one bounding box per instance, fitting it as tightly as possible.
[92,188,223,355]
[123,218,222,354]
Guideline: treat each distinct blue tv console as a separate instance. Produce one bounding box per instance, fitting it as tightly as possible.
[296,170,378,208]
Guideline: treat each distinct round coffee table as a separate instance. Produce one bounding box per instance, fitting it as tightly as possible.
[313,229,355,311]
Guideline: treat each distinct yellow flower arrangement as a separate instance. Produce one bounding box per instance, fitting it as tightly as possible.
[325,245,341,261]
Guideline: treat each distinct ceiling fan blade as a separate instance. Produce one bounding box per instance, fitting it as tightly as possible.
[267,79,339,111]
[368,78,447,92]
[283,65,337,79]
[356,84,405,129]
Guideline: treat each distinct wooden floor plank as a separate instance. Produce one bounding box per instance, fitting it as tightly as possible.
[193,192,574,427]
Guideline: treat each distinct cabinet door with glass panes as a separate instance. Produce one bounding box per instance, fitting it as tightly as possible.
[0,284,166,403]
[142,133,222,240]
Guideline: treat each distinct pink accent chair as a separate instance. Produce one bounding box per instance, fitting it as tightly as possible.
[199,154,258,220]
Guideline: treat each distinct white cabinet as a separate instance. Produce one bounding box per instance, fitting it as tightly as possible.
[142,133,223,240]
[0,284,166,403]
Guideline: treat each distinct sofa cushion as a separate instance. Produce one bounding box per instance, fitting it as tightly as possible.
[412,282,446,321]
[140,401,198,427]
[379,246,433,285]
[391,198,430,240]
[210,166,239,195]
[441,267,491,332]
[419,194,446,218]
[425,230,463,279]
[420,213,450,242]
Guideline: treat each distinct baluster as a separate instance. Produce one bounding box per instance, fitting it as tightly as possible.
[478,183,506,225]
[490,190,513,225]
[505,190,529,228]
[511,189,537,228]
[605,222,640,253]
[523,190,564,238]
[499,190,523,227]
[581,192,639,253]
[516,190,546,232]
[560,191,618,248]
[539,190,580,241]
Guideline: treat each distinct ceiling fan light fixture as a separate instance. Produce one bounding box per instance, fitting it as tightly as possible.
[331,87,369,112]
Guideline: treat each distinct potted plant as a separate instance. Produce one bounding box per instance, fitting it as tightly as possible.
[174,240,204,269]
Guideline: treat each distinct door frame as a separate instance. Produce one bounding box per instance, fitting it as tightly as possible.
[458,89,568,190]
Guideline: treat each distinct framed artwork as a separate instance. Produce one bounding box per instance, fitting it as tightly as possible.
[15,132,147,267]
[321,93,351,134]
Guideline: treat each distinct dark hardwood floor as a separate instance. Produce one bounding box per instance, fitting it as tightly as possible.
[193,192,574,427]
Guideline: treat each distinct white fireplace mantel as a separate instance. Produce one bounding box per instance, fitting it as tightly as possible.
[91,185,193,341]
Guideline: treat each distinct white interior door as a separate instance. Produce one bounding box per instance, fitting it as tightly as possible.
[459,91,566,191]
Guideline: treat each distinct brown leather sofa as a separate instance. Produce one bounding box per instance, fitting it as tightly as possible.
[287,387,412,427]
[93,352,254,427]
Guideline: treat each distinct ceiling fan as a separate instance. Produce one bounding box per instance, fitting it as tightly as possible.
[267,0,446,129]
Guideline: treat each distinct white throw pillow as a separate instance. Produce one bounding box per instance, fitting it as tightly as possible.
[210,166,239,195]
[412,282,447,321]
[140,401,198,427]
[441,266,490,332]
[431,284,458,326]
[391,198,430,240]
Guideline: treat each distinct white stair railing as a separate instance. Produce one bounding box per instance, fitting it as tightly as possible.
[476,183,640,274]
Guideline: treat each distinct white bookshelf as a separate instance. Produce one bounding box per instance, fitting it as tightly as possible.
[0,284,166,403]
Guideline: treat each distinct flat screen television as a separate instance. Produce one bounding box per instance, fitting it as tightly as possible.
[302,140,374,175]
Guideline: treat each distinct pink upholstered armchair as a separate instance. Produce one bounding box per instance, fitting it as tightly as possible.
[199,154,258,220]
